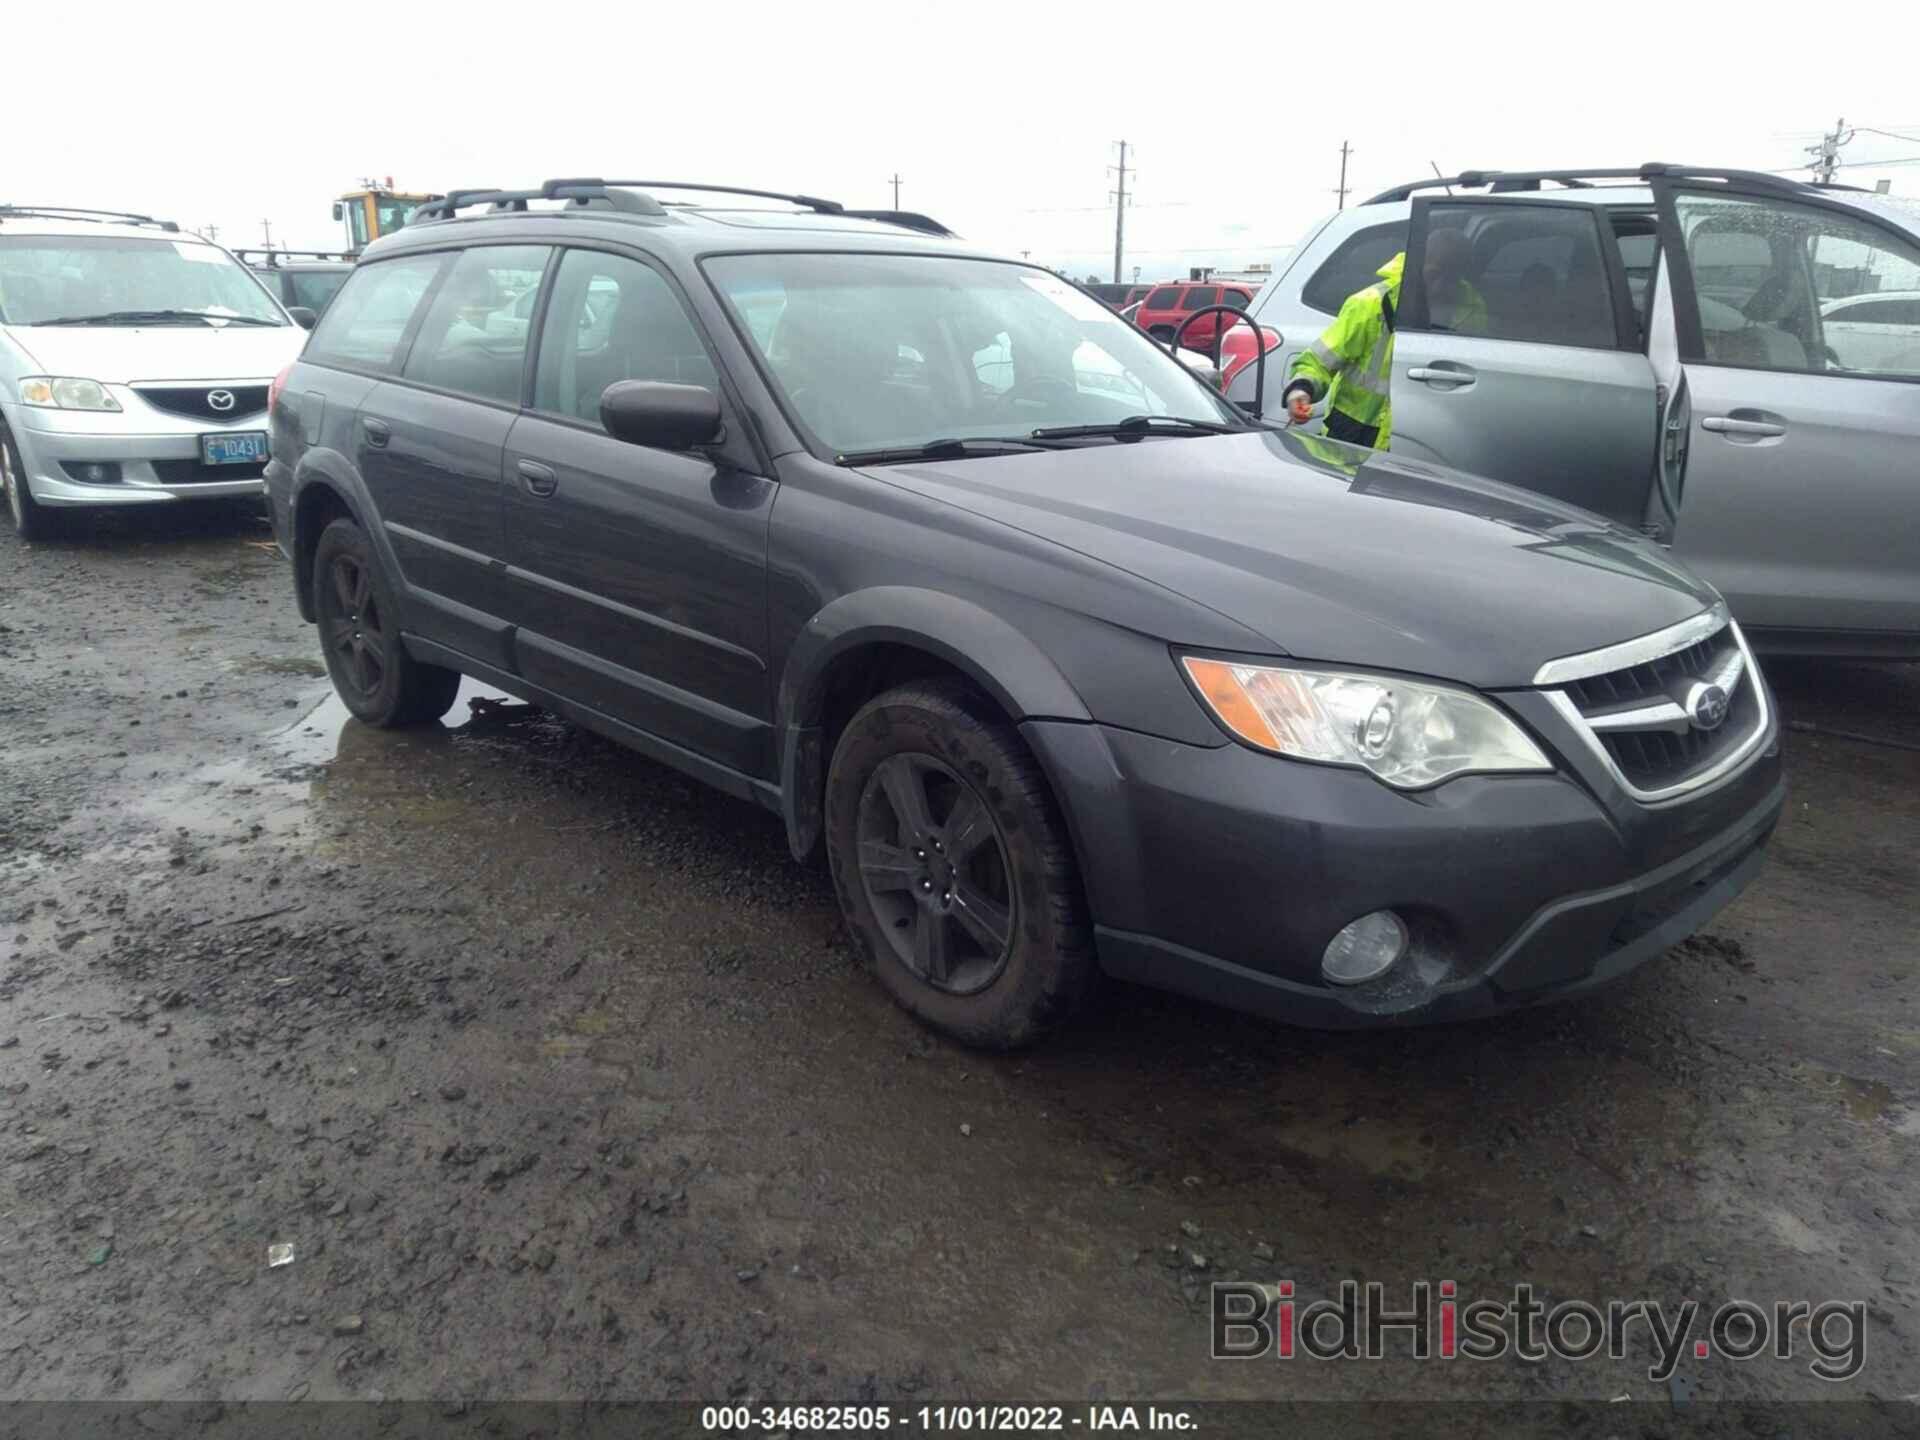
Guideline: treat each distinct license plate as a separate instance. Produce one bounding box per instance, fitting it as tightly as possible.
[201,431,268,466]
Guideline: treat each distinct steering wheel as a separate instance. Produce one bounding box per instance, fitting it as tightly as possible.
[998,376,1076,407]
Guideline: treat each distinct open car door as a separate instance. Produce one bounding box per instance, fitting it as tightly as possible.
[1392,195,1658,526]
[1649,176,1920,648]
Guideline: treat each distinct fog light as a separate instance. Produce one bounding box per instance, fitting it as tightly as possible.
[1321,910,1409,986]
[62,461,122,484]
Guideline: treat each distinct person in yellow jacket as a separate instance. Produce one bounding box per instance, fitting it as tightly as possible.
[1282,229,1487,450]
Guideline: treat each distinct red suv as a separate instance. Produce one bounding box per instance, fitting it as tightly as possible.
[1130,280,1255,350]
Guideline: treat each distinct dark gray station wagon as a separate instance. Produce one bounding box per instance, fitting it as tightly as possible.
[264,179,1784,1048]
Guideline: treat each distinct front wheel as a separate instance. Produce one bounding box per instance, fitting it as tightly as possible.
[825,679,1095,1049]
[1,424,56,542]
[311,517,461,727]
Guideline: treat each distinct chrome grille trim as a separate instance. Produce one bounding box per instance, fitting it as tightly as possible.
[1544,620,1770,805]
[1532,603,1730,687]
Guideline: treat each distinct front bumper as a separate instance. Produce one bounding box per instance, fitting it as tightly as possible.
[13,408,270,506]
[1024,703,1783,1029]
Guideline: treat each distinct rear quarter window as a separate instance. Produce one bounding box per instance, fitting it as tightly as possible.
[302,254,446,372]
[1302,222,1406,316]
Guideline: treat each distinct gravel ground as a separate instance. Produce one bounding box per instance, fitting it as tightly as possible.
[1,504,1916,1417]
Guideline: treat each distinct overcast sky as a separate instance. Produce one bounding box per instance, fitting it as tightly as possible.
[11,2,1920,279]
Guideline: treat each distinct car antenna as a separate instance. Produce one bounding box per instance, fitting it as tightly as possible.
[1429,161,1453,196]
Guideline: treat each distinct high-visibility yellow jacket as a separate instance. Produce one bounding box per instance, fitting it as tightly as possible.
[1284,253,1487,449]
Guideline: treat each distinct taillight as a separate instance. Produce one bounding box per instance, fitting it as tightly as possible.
[1218,322,1282,393]
[269,364,292,415]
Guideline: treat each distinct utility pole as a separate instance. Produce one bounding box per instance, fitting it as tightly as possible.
[203,223,219,243]
[1109,140,1132,284]
[1807,117,1852,184]
[261,219,274,250]
[889,173,902,208]
[1335,140,1352,210]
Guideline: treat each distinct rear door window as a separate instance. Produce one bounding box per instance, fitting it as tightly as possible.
[401,245,552,405]
[1413,202,1620,349]
[1183,285,1218,310]
[1301,222,1406,316]
[302,253,446,372]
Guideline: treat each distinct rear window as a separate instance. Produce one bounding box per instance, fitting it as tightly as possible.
[287,270,350,314]
[302,253,445,372]
[1301,222,1406,316]
[1144,286,1181,308]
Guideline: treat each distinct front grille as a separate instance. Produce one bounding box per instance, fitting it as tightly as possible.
[133,384,269,422]
[1565,634,1720,710]
[1546,611,1768,801]
[151,459,267,485]
[1599,678,1760,790]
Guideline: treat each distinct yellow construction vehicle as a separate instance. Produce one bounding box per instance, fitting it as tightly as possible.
[332,179,438,251]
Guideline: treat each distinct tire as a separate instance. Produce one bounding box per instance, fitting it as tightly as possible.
[1,423,57,542]
[825,678,1095,1049]
[310,516,461,727]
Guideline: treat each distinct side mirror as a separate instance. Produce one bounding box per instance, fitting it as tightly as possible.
[331,202,344,222]
[286,306,318,330]
[600,381,723,450]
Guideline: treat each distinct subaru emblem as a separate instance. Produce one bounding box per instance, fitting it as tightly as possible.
[1685,681,1729,732]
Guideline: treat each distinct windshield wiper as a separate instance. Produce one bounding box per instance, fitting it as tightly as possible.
[835,437,1048,466]
[34,309,281,327]
[1028,414,1245,441]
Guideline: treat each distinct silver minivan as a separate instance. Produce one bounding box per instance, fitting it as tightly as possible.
[0,206,308,540]
[1225,165,1920,657]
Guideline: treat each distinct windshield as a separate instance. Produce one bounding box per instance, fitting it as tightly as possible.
[705,253,1240,454]
[0,235,286,326]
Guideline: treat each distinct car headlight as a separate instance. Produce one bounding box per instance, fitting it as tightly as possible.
[1182,656,1551,788]
[19,376,121,412]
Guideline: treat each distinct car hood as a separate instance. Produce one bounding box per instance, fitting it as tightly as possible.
[863,429,1717,689]
[2,323,306,384]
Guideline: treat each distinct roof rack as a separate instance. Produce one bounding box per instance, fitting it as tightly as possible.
[233,248,356,268]
[413,179,954,237]
[0,204,181,232]
[1363,164,1820,206]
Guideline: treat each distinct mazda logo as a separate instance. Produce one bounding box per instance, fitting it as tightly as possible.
[207,389,236,413]
[1685,681,1730,733]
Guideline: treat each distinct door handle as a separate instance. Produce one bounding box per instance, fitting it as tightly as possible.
[1700,416,1785,438]
[1407,365,1475,386]
[362,417,390,448]
[517,459,558,497]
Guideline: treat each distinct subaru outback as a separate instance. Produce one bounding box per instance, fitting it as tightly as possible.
[263,178,1783,1048]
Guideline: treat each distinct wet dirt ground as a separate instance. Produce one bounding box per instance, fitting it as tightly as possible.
[2,506,1916,1414]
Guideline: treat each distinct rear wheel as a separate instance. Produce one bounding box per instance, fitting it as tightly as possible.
[311,516,461,727]
[1,424,55,542]
[826,679,1095,1049]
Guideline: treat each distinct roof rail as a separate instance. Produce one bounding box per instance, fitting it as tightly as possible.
[0,204,181,232]
[233,248,356,268]
[411,179,955,238]
[1363,164,1817,206]
[838,209,956,238]
[413,179,673,224]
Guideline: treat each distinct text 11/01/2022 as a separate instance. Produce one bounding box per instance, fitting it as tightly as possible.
[701,1405,1199,1432]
